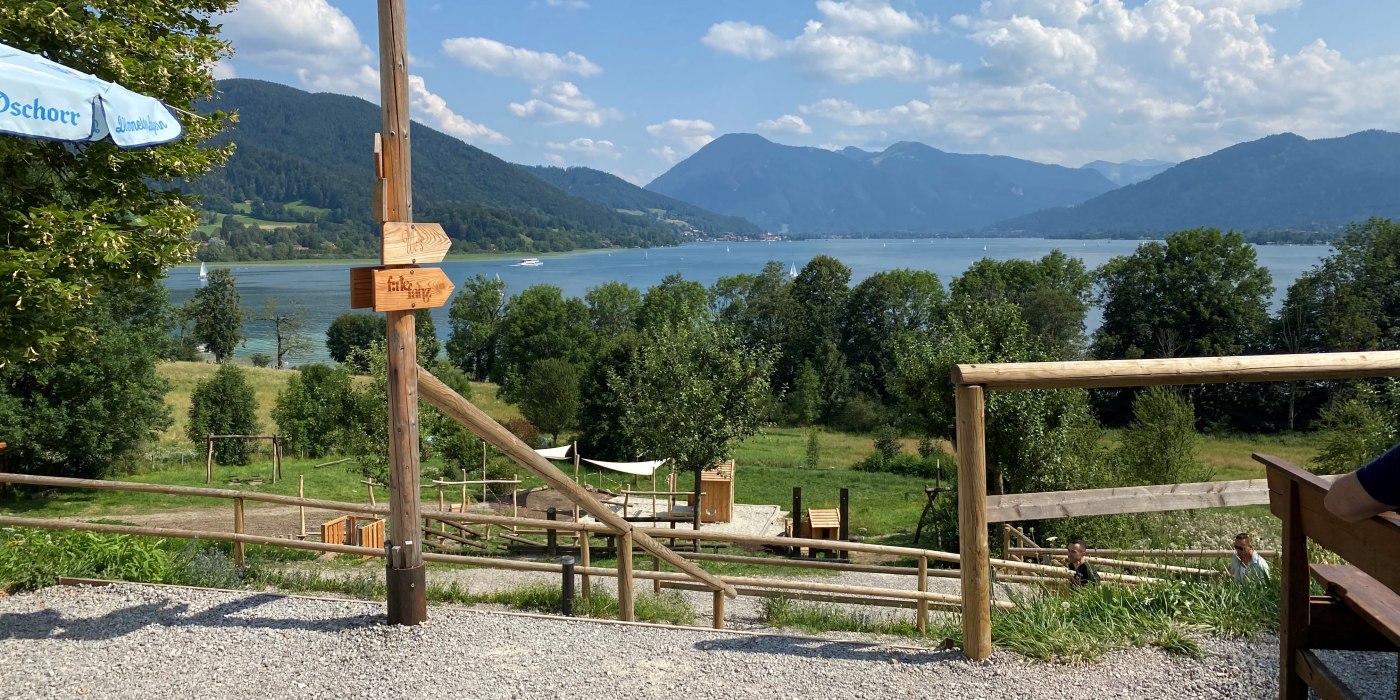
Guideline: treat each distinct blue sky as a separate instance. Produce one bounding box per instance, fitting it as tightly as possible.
[216,0,1400,185]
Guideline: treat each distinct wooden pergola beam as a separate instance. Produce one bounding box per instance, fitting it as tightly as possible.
[985,475,1342,522]
[954,350,1400,390]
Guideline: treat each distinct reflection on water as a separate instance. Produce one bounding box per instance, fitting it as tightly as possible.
[163,238,1331,366]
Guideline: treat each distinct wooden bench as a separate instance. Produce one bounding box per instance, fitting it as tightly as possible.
[1259,453,1400,699]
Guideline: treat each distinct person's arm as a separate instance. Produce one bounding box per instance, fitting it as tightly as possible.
[1324,471,1390,523]
[1324,445,1400,523]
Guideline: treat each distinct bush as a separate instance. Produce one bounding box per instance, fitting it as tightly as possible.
[272,364,360,458]
[854,451,951,479]
[249,353,272,368]
[873,425,902,461]
[831,392,885,433]
[186,363,259,465]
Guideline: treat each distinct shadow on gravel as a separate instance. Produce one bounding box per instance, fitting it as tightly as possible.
[0,593,381,641]
[693,635,963,666]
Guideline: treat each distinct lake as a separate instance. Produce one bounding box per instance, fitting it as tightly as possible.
[164,238,1333,366]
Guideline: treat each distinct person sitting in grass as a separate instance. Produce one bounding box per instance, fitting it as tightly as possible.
[1066,537,1099,588]
[1228,532,1270,582]
[1324,443,1400,523]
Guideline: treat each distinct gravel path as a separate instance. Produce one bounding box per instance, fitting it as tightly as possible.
[1,583,1392,699]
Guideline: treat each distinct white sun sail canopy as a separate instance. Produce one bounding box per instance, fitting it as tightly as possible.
[581,458,669,476]
[533,445,572,460]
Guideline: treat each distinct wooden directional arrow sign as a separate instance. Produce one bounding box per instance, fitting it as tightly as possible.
[350,266,455,312]
[382,222,451,265]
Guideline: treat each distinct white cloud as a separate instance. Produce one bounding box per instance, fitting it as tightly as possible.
[757,114,812,135]
[815,0,930,38]
[509,82,621,126]
[703,21,785,60]
[219,0,378,99]
[408,75,510,145]
[547,137,622,159]
[646,118,715,162]
[545,0,590,8]
[703,3,952,82]
[441,37,601,81]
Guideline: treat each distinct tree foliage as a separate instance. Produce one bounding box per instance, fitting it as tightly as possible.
[256,298,312,369]
[1278,217,1400,353]
[0,283,173,478]
[602,323,776,472]
[1311,380,1400,475]
[326,312,383,370]
[518,358,581,443]
[191,267,244,362]
[494,285,592,399]
[446,274,507,381]
[187,363,259,465]
[272,364,358,458]
[0,0,234,365]
[950,251,1090,359]
[1116,388,1207,485]
[842,268,945,399]
[1093,228,1272,360]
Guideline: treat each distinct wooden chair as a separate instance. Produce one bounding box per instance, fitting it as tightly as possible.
[1259,453,1400,699]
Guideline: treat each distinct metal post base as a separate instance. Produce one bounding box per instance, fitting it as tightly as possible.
[386,564,427,625]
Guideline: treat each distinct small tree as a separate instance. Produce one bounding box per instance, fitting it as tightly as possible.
[272,364,358,458]
[1116,387,1206,485]
[607,323,775,474]
[1311,380,1400,475]
[518,358,581,443]
[257,298,312,369]
[187,364,259,465]
[873,425,902,462]
[804,427,821,469]
[192,268,244,363]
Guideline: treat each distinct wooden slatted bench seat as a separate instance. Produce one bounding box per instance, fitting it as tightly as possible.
[1258,453,1400,700]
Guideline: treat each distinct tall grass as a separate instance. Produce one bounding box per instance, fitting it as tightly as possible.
[764,577,1280,663]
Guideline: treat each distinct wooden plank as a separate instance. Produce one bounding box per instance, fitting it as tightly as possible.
[987,476,1340,522]
[1261,454,1400,591]
[1308,597,1399,652]
[1296,650,1360,700]
[953,350,1400,390]
[349,266,375,309]
[956,384,992,661]
[808,508,840,528]
[371,266,454,312]
[1282,477,1309,700]
[382,222,451,265]
[1312,564,1400,649]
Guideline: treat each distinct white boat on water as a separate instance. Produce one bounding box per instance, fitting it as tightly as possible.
[517,258,543,267]
[198,261,208,279]
[789,263,798,278]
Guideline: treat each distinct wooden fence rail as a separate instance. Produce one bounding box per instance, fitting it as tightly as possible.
[953,349,1400,661]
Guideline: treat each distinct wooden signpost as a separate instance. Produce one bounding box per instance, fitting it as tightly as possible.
[350,266,455,312]
[382,222,451,266]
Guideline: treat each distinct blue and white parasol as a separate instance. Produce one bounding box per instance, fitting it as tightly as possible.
[0,41,182,148]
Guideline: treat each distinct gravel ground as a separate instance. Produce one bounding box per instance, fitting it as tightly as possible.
[1,583,1393,699]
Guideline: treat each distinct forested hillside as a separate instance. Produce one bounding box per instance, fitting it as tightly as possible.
[181,80,679,260]
[521,165,761,237]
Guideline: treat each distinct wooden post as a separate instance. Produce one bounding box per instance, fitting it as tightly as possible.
[1280,479,1307,700]
[792,486,803,543]
[378,0,426,627]
[917,555,928,634]
[618,529,635,622]
[692,465,702,531]
[712,589,725,630]
[482,440,488,506]
[274,438,282,482]
[573,441,579,484]
[233,497,245,568]
[205,435,214,484]
[298,475,306,539]
[839,487,850,560]
[460,468,467,511]
[956,384,992,660]
[1001,524,1012,560]
[580,529,592,598]
[653,554,662,595]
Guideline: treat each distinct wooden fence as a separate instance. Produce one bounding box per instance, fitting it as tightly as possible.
[952,349,1400,660]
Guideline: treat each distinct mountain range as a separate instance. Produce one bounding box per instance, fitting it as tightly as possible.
[1080,159,1175,187]
[186,80,756,255]
[646,134,1119,234]
[995,131,1400,234]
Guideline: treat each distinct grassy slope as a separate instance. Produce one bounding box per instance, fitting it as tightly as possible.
[8,361,1322,539]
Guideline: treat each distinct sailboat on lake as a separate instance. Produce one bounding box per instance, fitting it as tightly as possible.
[198,261,208,284]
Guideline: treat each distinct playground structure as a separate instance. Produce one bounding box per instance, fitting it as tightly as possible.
[204,434,283,484]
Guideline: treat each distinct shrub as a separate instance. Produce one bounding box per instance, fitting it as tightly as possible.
[249,353,272,368]
[873,425,902,461]
[832,392,884,433]
[186,363,259,465]
[272,364,359,458]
